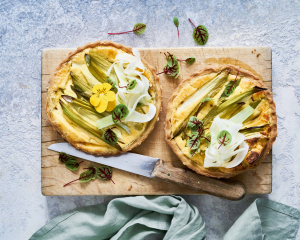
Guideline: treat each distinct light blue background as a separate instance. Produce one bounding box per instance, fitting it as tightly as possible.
[1,0,300,239]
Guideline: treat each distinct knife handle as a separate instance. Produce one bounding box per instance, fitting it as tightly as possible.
[151,159,246,201]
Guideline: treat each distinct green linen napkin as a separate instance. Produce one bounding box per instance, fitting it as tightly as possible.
[29,196,206,240]
[224,198,300,240]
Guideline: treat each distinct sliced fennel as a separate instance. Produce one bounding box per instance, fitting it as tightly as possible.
[204,116,249,168]
[125,104,156,123]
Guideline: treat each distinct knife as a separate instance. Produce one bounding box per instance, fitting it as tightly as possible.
[48,142,246,201]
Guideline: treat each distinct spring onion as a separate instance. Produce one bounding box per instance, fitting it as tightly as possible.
[177,70,229,112]
[229,105,254,124]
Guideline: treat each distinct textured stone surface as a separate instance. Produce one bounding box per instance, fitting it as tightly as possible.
[0,0,300,239]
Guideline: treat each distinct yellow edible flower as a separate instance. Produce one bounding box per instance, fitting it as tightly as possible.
[90,83,116,113]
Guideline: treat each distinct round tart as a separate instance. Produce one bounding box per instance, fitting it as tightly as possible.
[165,64,277,178]
[46,41,161,155]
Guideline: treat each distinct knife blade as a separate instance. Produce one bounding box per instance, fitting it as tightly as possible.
[48,142,158,178]
[48,142,246,201]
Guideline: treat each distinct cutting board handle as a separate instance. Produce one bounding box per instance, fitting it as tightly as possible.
[151,159,246,201]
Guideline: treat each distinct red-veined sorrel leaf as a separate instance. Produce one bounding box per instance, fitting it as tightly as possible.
[108,23,146,35]
[187,134,201,150]
[58,152,75,164]
[177,57,196,64]
[96,166,115,184]
[189,147,201,157]
[105,78,118,93]
[112,104,129,123]
[221,71,241,97]
[63,165,96,187]
[185,57,195,64]
[157,52,180,78]
[65,160,84,171]
[188,18,209,45]
[165,52,177,67]
[102,128,118,145]
[217,130,232,149]
[188,116,203,132]
[173,17,179,38]
[162,64,180,78]
[133,23,147,35]
[126,80,137,90]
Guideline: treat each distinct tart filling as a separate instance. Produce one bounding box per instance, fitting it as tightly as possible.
[47,41,161,155]
[165,65,277,178]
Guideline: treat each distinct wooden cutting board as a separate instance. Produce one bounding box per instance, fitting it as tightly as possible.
[41,46,272,196]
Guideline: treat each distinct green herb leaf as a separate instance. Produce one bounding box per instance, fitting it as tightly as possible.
[163,64,180,78]
[189,19,209,45]
[187,134,201,150]
[102,128,118,145]
[112,104,129,123]
[189,148,201,157]
[126,80,137,90]
[65,159,80,171]
[173,17,179,27]
[105,78,118,93]
[96,166,115,184]
[58,152,75,164]
[221,78,241,97]
[173,17,179,38]
[185,57,195,64]
[217,130,232,148]
[79,169,94,183]
[188,116,203,132]
[201,98,214,103]
[166,52,177,67]
[193,25,209,45]
[158,53,180,78]
[133,23,147,35]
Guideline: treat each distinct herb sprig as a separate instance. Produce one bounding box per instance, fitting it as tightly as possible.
[157,52,180,78]
[63,165,115,187]
[185,116,210,157]
[157,53,195,78]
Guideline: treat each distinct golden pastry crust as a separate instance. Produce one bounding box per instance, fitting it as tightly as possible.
[46,41,162,155]
[165,64,277,178]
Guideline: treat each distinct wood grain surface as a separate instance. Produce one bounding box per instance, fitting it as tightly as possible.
[41,46,272,196]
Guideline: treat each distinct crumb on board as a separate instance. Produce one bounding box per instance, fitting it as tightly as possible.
[256,53,261,57]
[128,185,133,191]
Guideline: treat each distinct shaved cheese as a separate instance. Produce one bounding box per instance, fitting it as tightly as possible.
[204,116,249,168]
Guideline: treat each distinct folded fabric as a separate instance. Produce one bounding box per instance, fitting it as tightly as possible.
[224,198,300,240]
[29,196,206,240]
